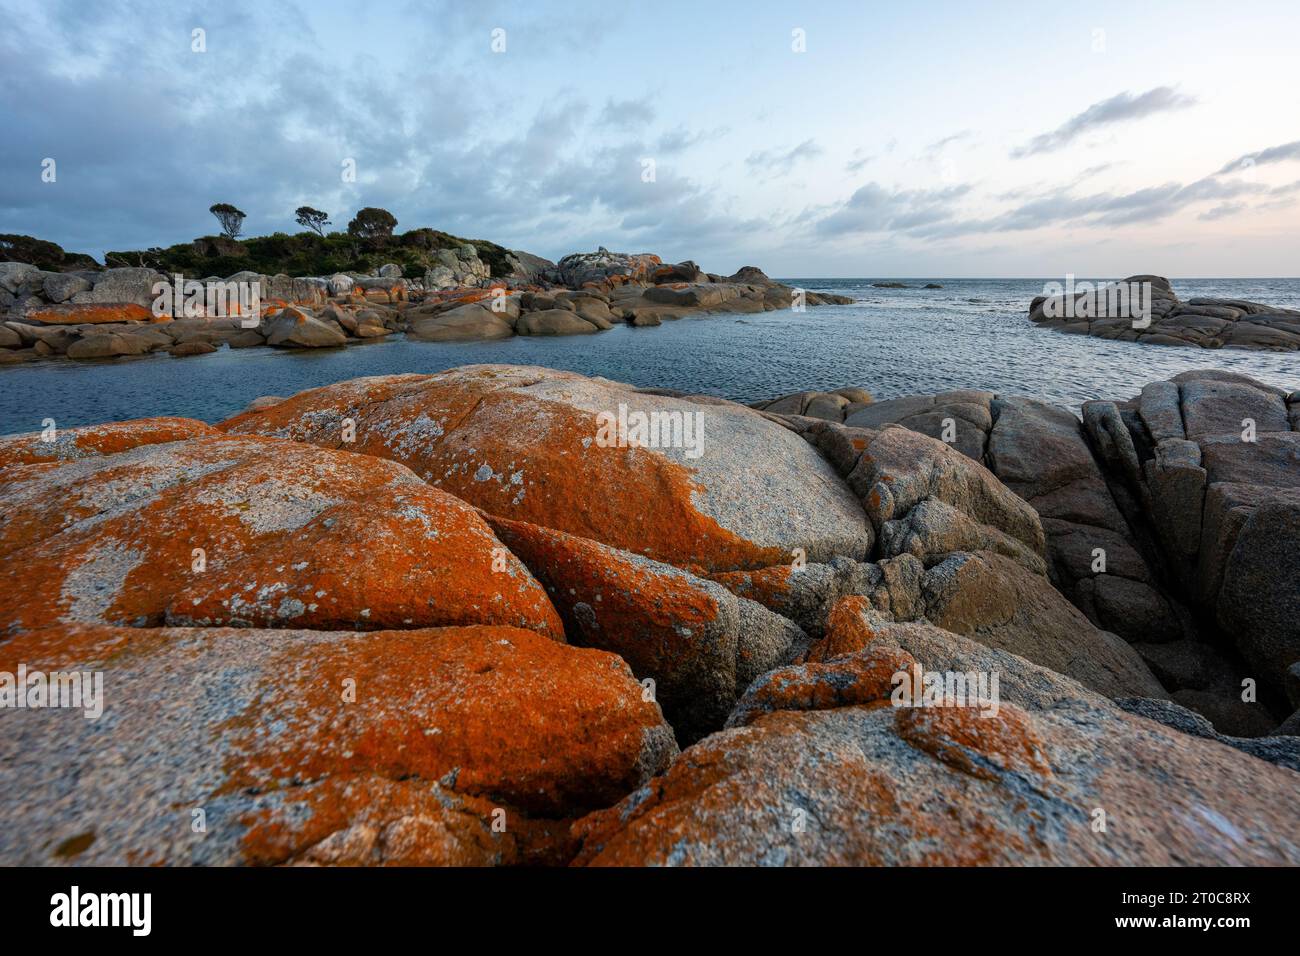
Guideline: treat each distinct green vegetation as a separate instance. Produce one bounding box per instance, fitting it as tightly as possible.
[3,214,521,279]
[294,206,331,236]
[209,203,247,239]
[98,227,517,278]
[347,207,397,238]
[0,234,99,272]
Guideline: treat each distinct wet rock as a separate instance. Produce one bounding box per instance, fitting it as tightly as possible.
[169,340,218,357]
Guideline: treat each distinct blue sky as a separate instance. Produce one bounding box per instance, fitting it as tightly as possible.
[2,0,1298,276]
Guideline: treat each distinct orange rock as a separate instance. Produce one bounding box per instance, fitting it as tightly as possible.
[218,365,872,574]
[24,303,163,325]
[0,624,677,864]
[810,595,880,661]
[893,701,1054,786]
[572,691,1300,865]
[0,417,219,468]
[725,643,913,728]
[0,431,563,638]
[486,513,806,739]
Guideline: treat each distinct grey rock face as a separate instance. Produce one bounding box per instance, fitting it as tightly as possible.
[575,618,1300,866]
[262,307,348,347]
[1030,277,1300,351]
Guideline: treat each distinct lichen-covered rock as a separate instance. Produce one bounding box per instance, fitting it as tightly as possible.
[262,306,348,348]
[556,248,662,288]
[0,623,676,865]
[68,267,164,308]
[218,365,872,573]
[0,430,563,638]
[407,302,514,341]
[487,514,807,739]
[25,303,160,325]
[573,621,1300,866]
[0,417,219,468]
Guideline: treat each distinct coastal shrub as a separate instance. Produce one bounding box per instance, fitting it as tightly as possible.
[347,207,398,239]
[34,227,519,279]
[0,234,99,272]
[209,203,247,239]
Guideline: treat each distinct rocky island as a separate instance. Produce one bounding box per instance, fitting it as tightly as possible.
[2,362,1297,865]
[1030,274,1300,351]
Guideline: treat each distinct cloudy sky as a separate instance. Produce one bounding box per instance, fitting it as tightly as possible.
[2,0,1298,276]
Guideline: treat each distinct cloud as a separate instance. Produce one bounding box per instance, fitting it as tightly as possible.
[745,139,822,177]
[814,182,972,237]
[597,96,656,129]
[926,130,972,153]
[844,147,875,173]
[1199,202,1247,221]
[1215,140,1300,175]
[1012,86,1198,158]
[0,0,762,266]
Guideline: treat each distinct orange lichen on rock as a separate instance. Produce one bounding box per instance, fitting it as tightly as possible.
[809,595,880,662]
[0,417,220,468]
[485,512,806,738]
[709,564,795,608]
[218,365,871,573]
[894,702,1055,787]
[0,431,563,638]
[569,706,1039,867]
[725,644,914,727]
[0,623,676,865]
[218,625,676,820]
[24,303,163,325]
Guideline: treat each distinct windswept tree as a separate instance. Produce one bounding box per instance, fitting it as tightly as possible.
[347,206,397,239]
[209,203,246,239]
[294,206,331,236]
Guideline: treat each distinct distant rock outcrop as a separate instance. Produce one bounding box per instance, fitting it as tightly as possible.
[1029,274,1300,350]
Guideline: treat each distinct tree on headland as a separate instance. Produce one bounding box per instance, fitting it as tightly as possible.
[209,203,246,239]
[295,206,331,236]
[347,207,397,239]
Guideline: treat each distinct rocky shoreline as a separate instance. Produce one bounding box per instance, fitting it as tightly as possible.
[1030,274,1300,351]
[2,363,1297,865]
[0,249,851,365]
